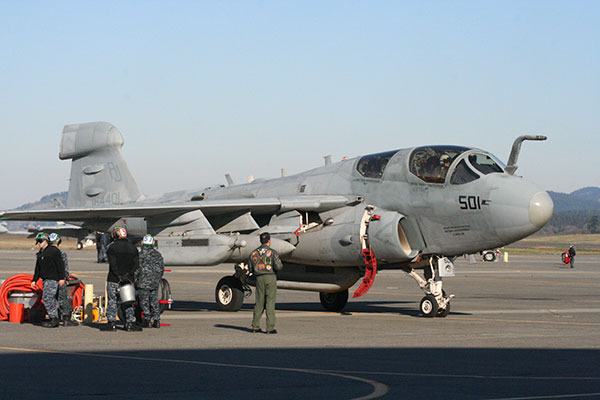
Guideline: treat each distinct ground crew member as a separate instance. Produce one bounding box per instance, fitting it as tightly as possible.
[31,233,66,328]
[249,232,283,334]
[135,234,165,328]
[49,233,78,327]
[102,227,142,332]
[568,245,576,268]
[96,231,110,263]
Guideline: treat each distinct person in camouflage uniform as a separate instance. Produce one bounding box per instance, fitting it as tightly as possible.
[31,233,66,328]
[135,234,165,328]
[102,226,141,332]
[49,233,78,327]
[249,232,283,334]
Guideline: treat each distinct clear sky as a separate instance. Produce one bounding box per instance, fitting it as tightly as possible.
[1,1,598,209]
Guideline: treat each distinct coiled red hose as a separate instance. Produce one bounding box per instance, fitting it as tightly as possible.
[0,273,84,321]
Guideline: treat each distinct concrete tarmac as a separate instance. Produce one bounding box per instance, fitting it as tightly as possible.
[1,249,599,399]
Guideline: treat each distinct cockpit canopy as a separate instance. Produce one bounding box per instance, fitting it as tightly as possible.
[356,150,398,179]
[355,146,505,184]
[410,146,505,184]
[409,146,469,184]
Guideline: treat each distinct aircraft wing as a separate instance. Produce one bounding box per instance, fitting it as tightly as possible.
[0,195,356,222]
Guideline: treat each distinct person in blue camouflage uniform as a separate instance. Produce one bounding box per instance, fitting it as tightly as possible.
[49,233,79,327]
[249,232,283,334]
[135,235,164,328]
[31,233,66,328]
[102,227,141,332]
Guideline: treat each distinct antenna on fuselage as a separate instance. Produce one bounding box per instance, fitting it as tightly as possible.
[323,155,332,166]
[225,174,234,186]
[505,135,547,175]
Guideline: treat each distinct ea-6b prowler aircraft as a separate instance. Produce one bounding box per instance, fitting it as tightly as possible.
[0,122,554,317]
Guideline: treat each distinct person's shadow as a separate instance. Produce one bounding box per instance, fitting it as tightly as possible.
[214,324,256,333]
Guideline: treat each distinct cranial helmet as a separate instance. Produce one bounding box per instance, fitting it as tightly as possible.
[142,235,155,247]
[48,232,60,244]
[35,232,48,242]
[114,226,128,239]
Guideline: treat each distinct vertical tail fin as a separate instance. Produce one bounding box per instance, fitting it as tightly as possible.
[60,122,143,208]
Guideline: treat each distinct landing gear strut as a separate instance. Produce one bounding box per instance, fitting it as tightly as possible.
[407,256,454,318]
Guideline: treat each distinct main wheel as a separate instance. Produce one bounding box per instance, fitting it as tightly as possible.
[215,276,244,311]
[483,251,496,262]
[420,294,439,317]
[76,242,83,250]
[319,290,349,312]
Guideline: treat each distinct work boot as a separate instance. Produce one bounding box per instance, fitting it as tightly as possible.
[41,317,60,328]
[266,329,278,334]
[152,320,160,328]
[250,327,261,333]
[101,321,117,332]
[61,316,79,327]
[140,319,150,328]
[125,322,143,332]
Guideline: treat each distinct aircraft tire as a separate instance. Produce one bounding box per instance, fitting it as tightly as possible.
[319,290,349,312]
[483,251,496,262]
[76,242,83,250]
[420,294,439,317]
[215,276,244,312]
[159,278,172,314]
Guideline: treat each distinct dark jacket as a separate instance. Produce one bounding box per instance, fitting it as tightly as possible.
[106,239,139,283]
[32,245,66,282]
[248,245,283,277]
[135,247,165,289]
[568,247,576,257]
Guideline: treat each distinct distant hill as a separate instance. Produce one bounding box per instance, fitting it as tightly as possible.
[5,191,67,231]
[546,187,600,233]
[14,191,68,211]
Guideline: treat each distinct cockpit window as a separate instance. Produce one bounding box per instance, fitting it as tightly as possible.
[356,150,397,179]
[450,160,480,185]
[468,154,503,175]
[409,146,469,184]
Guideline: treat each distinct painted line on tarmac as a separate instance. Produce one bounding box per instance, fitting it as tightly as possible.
[461,308,600,315]
[0,346,389,400]
[320,368,600,382]
[163,311,334,320]
[452,316,600,327]
[456,270,600,275]
[162,307,600,321]
[484,392,600,399]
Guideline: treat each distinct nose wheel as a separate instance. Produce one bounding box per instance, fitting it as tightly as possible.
[419,294,438,317]
[408,256,455,318]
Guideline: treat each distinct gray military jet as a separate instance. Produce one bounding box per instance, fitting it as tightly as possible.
[0,122,553,317]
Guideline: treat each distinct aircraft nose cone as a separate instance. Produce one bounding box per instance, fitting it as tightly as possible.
[529,191,554,228]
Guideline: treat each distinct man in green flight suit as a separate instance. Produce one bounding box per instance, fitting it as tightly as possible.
[249,232,283,334]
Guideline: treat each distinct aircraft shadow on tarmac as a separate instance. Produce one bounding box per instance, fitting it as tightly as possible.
[2,347,600,400]
[169,300,468,317]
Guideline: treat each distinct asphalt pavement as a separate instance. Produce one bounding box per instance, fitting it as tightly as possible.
[1,249,599,399]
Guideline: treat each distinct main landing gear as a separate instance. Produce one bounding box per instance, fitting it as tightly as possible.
[406,256,454,318]
[319,290,349,312]
[215,263,252,312]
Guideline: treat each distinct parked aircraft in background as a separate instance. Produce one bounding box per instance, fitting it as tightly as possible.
[26,221,95,249]
[0,122,553,317]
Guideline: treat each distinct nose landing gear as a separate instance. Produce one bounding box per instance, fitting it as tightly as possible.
[407,256,455,318]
